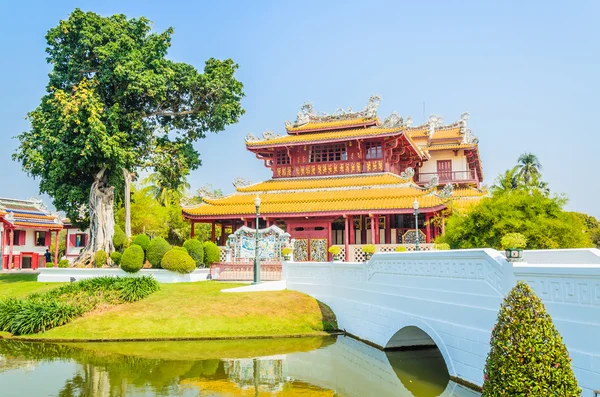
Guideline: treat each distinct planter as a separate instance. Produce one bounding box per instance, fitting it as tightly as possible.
[283,255,292,261]
[364,253,373,262]
[505,248,523,262]
[332,254,343,262]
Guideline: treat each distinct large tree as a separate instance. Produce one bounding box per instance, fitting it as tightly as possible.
[14,9,244,263]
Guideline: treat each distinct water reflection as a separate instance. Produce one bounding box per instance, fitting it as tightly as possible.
[0,336,479,397]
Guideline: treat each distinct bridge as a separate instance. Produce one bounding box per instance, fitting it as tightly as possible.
[283,248,600,396]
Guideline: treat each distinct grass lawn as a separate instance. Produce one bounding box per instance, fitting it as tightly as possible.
[0,273,64,299]
[28,281,336,340]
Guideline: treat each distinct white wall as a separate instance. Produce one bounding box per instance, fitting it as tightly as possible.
[284,249,600,396]
[419,150,469,175]
[38,268,210,283]
[1,229,50,256]
[65,228,88,259]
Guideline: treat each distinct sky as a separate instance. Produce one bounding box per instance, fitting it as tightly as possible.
[1,0,599,218]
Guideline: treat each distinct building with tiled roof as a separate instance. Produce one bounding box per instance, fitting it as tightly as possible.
[0,197,63,270]
[182,96,487,262]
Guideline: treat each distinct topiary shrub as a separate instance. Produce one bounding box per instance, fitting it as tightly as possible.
[120,245,145,274]
[110,251,122,266]
[434,243,450,250]
[395,246,407,252]
[203,241,220,266]
[132,234,151,252]
[93,251,107,268]
[501,232,527,249]
[146,237,171,269]
[46,262,54,268]
[113,225,127,250]
[58,259,69,268]
[482,281,581,396]
[183,239,204,268]
[160,248,196,274]
[172,246,188,253]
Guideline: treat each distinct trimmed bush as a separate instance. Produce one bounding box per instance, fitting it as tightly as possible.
[110,251,122,266]
[58,259,69,268]
[46,262,54,268]
[501,232,527,249]
[203,241,220,266]
[94,250,108,268]
[161,248,196,274]
[362,244,376,255]
[172,246,188,253]
[132,234,151,252]
[395,246,407,252]
[146,237,171,269]
[120,245,144,273]
[483,281,581,396]
[113,225,127,250]
[183,239,204,268]
[434,243,450,250]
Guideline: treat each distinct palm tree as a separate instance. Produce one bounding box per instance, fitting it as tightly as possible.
[143,172,190,207]
[492,166,520,194]
[517,153,542,185]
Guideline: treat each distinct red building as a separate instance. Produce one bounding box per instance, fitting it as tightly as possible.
[1,197,63,270]
[182,96,486,262]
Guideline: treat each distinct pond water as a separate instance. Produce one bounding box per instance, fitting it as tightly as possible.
[0,336,480,397]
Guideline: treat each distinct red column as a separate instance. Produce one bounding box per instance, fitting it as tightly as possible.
[8,229,14,270]
[370,215,376,245]
[190,221,195,238]
[54,230,59,264]
[32,253,39,270]
[211,222,216,242]
[344,216,350,262]
[425,214,431,243]
[375,216,380,244]
[327,221,333,261]
[384,215,391,245]
[349,216,355,245]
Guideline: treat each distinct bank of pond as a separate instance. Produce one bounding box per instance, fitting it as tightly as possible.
[0,335,479,397]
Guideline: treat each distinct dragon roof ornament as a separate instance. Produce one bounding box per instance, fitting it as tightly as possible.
[232,177,253,188]
[286,94,382,128]
[244,133,260,142]
[435,183,455,199]
[262,130,281,140]
[424,175,439,189]
[379,112,404,128]
[399,167,415,180]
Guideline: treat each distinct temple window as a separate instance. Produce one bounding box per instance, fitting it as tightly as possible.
[275,150,290,165]
[309,143,347,163]
[35,231,47,246]
[13,230,24,246]
[365,141,383,159]
[75,234,86,247]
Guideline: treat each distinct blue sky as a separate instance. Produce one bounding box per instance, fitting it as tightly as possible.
[1,0,599,218]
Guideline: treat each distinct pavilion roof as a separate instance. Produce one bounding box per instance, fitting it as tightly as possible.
[286,117,378,133]
[0,197,62,230]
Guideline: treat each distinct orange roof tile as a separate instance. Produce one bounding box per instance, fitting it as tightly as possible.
[286,117,377,132]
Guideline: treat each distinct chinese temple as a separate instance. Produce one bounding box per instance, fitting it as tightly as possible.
[182,96,486,262]
[1,197,63,269]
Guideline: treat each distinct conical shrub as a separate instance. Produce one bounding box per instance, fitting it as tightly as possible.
[482,281,581,396]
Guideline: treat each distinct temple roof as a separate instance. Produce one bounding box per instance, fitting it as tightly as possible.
[182,173,489,219]
[0,197,62,229]
[286,117,378,133]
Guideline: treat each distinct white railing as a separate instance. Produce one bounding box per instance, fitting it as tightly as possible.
[334,244,436,262]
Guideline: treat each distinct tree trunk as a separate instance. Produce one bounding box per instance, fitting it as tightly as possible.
[123,168,132,238]
[76,168,115,266]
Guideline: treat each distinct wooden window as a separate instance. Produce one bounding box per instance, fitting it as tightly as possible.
[309,144,347,163]
[437,160,453,181]
[12,230,25,246]
[275,149,290,165]
[34,231,47,246]
[365,141,383,159]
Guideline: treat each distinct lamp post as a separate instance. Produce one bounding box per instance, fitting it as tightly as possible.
[413,199,420,252]
[253,195,261,284]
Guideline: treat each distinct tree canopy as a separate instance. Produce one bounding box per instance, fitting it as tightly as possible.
[14,9,244,231]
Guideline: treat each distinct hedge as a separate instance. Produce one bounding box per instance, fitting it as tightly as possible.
[482,281,580,396]
[120,245,145,273]
[183,239,204,267]
[146,237,171,269]
[94,250,108,268]
[203,241,220,266]
[161,249,196,274]
[132,234,151,252]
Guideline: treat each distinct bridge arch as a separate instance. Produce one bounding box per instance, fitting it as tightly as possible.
[384,318,456,377]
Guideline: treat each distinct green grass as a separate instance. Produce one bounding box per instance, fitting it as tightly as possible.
[0,274,64,299]
[30,281,337,340]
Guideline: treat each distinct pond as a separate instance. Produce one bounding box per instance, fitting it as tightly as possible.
[0,336,480,397]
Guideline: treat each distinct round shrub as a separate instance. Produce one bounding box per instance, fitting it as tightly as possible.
[120,245,145,273]
[58,259,69,268]
[161,248,196,274]
[46,262,54,268]
[110,251,122,266]
[113,225,127,250]
[434,243,450,251]
[172,246,188,253]
[132,234,151,252]
[94,250,108,268]
[146,237,171,269]
[203,241,220,266]
[395,246,407,252]
[183,239,204,268]
[483,281,581,396]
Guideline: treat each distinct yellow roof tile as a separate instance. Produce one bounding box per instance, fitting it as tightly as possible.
[183,185,445,217]
[286,117,377,132]
[236,173,412,192]
[246,126,405,147]
[425,143,478,151]
[406,126,462,140]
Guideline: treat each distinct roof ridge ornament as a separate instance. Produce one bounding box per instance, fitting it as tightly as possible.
[424,175,439,189]
[262,130,281,140]
[244,133,260,142]
[399,167,415,180]
[435,183,455,199]
[232,177,253,188]
[380,112,404,128]
[287,94,382,128]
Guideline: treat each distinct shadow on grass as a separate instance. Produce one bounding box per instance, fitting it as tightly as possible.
[0,273,39,283]
[317,300,338,332]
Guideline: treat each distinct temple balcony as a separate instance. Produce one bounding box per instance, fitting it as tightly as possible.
[416,170,478,186]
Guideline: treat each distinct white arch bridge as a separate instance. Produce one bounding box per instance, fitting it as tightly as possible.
[283,249,600,396]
